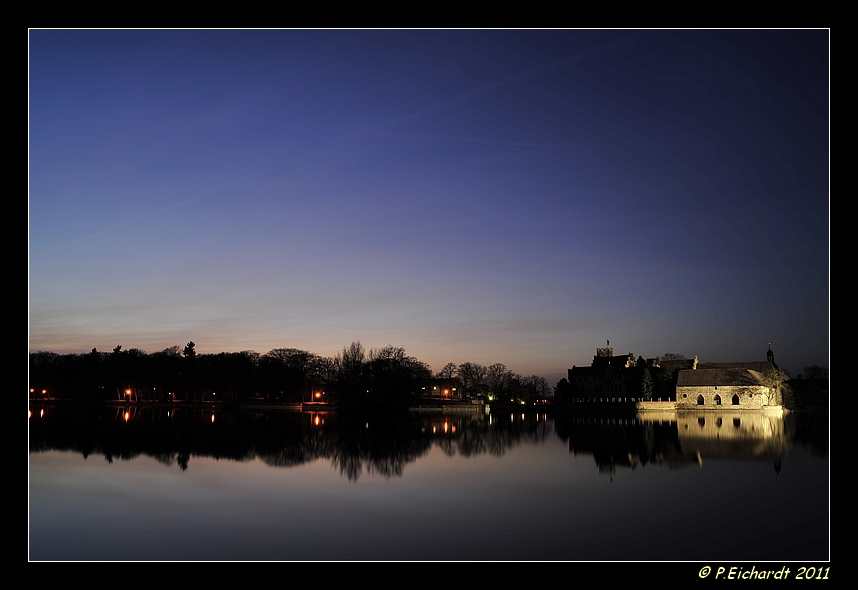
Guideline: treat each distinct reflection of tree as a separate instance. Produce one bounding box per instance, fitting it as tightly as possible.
[30,405,558,481]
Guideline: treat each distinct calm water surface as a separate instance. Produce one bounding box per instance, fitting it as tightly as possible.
[29,404,828,561]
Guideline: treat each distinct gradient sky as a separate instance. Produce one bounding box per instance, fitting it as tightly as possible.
[28,30,829,381]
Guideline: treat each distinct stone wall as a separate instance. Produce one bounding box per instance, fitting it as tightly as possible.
[676,385,771,409]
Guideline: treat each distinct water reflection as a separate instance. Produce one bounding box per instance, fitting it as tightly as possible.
[554,408,826,477]
[29,403,825,480]
[29,404,554,480]
[674,411,789,468]
[29,403,829,561]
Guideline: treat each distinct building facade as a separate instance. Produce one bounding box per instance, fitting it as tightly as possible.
[567,344,782,408]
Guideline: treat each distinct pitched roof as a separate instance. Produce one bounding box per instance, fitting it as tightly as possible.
[677,368,767,387]
[696,361,775,373]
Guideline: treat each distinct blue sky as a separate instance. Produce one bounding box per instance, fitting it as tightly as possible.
[28,30,829,381]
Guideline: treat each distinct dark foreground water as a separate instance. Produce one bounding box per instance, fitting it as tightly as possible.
[29,404,828,561]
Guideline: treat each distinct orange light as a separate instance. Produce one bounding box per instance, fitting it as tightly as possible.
[124,412,129,421]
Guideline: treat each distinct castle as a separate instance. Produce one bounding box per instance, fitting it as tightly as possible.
[566,343,782,409]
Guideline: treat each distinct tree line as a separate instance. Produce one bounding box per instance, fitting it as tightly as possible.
[29,341,552,407]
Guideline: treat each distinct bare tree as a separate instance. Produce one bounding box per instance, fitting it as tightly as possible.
[337,341,365,387]
[458,362,486,397]
[764,369,791,406]
[486,363,508,396]
[801,365,828,379]
[436,363,458,380]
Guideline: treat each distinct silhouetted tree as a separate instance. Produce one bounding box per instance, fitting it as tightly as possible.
[259,348,317,401]
[486,363,508,398]
[554,378,572,403]
[365,345,431,407]
[436,363,458,380]
[335,341,366,401]
[180,342,199,401]
[458,362,486,398]
[801,365,828,379]
[520,375,550,403]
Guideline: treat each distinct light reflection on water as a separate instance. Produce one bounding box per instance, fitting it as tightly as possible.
[29,405,828,561]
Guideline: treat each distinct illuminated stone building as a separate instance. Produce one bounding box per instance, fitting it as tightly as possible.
[675,345,780,409]
[566,343,782,407]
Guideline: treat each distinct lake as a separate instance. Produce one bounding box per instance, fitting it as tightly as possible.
[29,403,829,562]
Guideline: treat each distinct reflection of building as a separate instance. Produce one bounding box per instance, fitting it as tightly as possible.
[673,411,788,474]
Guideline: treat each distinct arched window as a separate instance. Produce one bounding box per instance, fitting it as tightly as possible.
[731,394,740,405]
[714,394,722,406]
[697,394,705,405]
